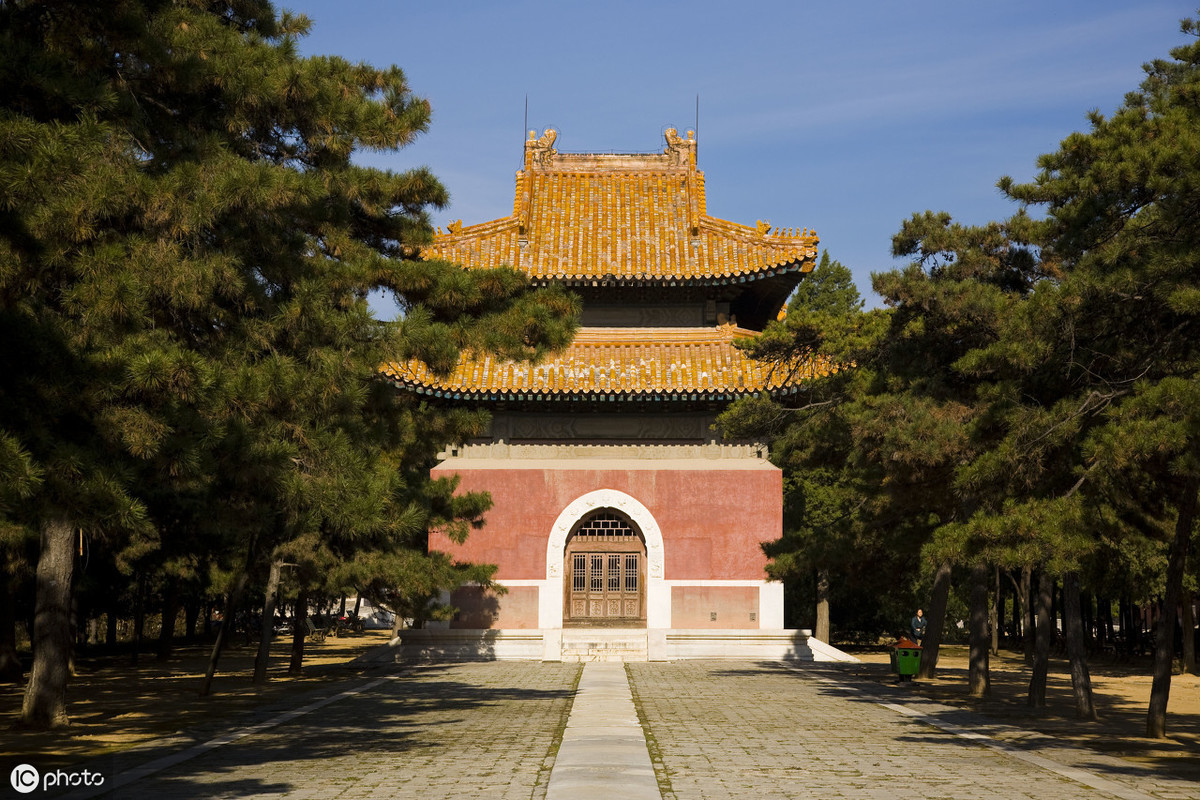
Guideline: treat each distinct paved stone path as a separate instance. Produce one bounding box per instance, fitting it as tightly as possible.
[626,662,1195,800]
[70,662,579,800]
[547,662,658,800]
[57,660,1197,800]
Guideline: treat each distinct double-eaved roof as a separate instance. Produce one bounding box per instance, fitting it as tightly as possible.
[388,129,824,404]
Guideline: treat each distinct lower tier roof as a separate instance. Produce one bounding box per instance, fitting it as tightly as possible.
[381,325,827,402]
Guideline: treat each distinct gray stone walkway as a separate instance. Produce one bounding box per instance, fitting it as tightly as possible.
[626,662,1196,800]
[55,659,1197,800]
[72,662,579,800]
[547,663,659,800]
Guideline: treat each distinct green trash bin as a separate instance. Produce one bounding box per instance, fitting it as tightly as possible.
[893,637,922,680]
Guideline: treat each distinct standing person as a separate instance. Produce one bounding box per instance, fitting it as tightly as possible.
[910,608,927,644]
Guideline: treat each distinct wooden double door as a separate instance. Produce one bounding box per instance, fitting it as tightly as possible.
[564,511,646,626]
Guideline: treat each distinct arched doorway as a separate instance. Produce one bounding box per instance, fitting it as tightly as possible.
[564,509,646,627]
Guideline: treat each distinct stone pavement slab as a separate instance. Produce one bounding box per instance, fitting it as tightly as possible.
[546,662,658,800]
[46,659,1199,800]
[72,662,579,800]
[626,661,1195,800]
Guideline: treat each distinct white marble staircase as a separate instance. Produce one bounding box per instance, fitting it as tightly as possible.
[560,628,648,662]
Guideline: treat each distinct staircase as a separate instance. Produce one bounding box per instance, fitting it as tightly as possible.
[560,628,648,662]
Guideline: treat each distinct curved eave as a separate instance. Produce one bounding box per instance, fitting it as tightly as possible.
[520,258,813,288]
[424,220,819,285]
[381,376,809,404]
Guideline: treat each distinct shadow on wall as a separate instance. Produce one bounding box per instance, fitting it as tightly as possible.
[450,586,501,629]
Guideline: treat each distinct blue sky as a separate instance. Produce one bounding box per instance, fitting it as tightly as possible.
[280,1,1194,312]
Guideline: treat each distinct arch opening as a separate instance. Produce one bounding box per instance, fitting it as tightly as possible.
[564,510,646,627]
[544,489,666,630]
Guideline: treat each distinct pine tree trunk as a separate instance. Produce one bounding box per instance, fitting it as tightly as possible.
[1147,474,1199,738]
[918,561,952,679]
[1010,570,1021,645]
[1027,570,1052,708]
[1082,590,1094,649]
[253,556,282,685]
[201,570,249,697]
[290,586,308,675]
[184,602,200,643]
[1022,565,1034,665]
[1104,597,1115,650]
[1050,578,1059,644]
[157,582,181,662]
[991,565,1001,656]
[1181,588,1195,676]
[1119,596,1131,654]
[131,575,146,666]
[815,569,830,642]
[20,516,74,728]
[105,602,117,646]
[1063,571,1096,720]
[70,591,80,665]
[968,563,990,699]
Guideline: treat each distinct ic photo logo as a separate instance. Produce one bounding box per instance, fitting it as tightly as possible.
[10,764,39,794]
[9,763,105,794]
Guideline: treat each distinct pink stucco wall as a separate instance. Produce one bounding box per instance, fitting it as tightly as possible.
[430,463,781,582]
[671,586,760,628]
[450,585,539,629]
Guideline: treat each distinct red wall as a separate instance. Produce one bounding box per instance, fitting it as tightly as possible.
[430,464,780,582]
[450,585,539,629]
[671,586,761,628]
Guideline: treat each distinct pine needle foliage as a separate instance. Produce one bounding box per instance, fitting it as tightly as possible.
[0,0,577,726]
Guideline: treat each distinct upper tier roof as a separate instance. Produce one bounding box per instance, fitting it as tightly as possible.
[381,325,828,402]
[423,128,819,284]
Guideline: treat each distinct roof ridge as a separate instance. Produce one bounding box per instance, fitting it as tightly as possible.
[421,128,819,286]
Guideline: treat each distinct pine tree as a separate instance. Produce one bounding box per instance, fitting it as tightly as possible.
[0,0,576,727]
[895,12,1200,730]
[718,253,901,639]
[980,16,1200,737]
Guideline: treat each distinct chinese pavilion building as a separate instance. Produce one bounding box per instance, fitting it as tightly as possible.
[383,128,849,662]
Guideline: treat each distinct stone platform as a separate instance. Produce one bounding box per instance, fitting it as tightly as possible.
[358,627,859,664]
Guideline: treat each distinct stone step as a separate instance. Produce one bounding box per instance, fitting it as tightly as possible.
[561,653,646,663]
[561,629,648,662]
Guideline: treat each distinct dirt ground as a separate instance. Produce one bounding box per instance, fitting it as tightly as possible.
[849,644,1200,782]
[0,630,394,769]
[2,636,1198,782]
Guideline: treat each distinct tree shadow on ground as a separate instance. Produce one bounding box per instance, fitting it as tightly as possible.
[38,662,579,799]
[705,657,1200,788]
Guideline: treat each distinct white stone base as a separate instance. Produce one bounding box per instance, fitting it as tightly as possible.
[367,629,545,663]
[659,629,859,662]
[358,628,858,664]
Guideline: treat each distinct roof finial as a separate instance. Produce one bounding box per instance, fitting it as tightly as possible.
[525,128,557,168]
[664,127,697,167]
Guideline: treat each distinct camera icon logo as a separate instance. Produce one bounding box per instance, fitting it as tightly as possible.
[10,763,40,794]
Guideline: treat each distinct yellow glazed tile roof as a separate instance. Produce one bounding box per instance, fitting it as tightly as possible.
[381,326,829,399]
[424,128,819,282]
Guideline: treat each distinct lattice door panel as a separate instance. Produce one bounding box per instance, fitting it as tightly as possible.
[567,551,642,621]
